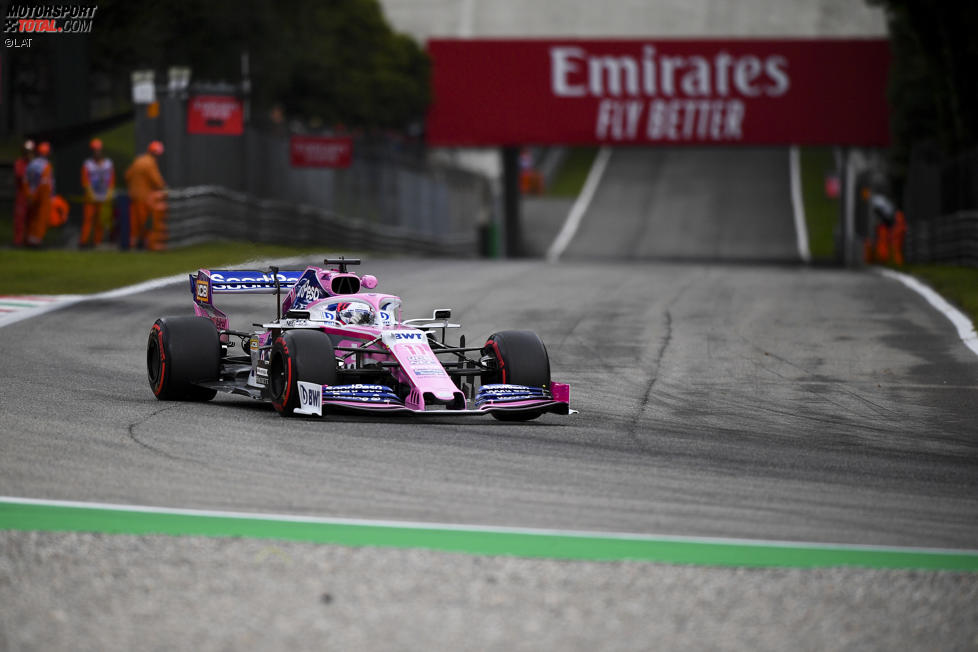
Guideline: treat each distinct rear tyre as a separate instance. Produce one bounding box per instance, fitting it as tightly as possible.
[268,330,338,417]
[147,317,220,401]
[483,330,551,422]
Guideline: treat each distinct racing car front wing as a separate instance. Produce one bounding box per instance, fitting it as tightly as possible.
[292,382,572,417]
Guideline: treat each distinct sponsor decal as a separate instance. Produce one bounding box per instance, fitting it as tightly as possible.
[195,279,210,303]
[256,367,268,377]
[299,383,322,409]
[292,284,323,309]
[210,271,301,291]
[413,368,445,376]
[290,136,353,168]
[287,271,327,310]
[187,95,244,135]
[481,384,545,393]
[476,383,550,406]
[321,384,402,405]
[250,337,259,351]
[284,318,309,327]
[426,39,890,146]
[392,332,424,341]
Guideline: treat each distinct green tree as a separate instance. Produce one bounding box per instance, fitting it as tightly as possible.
[870,1,978,174]
[90,0,429,129]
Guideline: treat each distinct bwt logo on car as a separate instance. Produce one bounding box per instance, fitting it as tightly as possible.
[300,384,321,407]
[393,332,424,341]
[550,44,789,142]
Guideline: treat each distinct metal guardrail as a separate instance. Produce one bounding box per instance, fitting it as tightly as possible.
[906,210,978,266]
[166,186,479,256]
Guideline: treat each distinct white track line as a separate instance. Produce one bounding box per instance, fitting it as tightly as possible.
[3,495,975,555]
[546,146,612,263]
[0,274,188,329]
[878,268,978,358]
[0,255,315,329]
[789,145,812,263]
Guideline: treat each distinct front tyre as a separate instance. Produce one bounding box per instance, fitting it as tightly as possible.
[147,317,220,401]
[483,330,551,422]
[268,330,338,417]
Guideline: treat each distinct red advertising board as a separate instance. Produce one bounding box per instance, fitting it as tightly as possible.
[290,136,353,168]
[426,39,890,146]
[187,95,244,135]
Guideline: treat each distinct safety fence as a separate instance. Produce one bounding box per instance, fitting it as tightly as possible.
[132,95,494,256]
[905,210,978,266]
[903,143,978,266]
[166,186,480,256]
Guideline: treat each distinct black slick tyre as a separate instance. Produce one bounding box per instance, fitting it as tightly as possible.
[483,330,551,421]
[268,330,338,417]
[147,316,220,401]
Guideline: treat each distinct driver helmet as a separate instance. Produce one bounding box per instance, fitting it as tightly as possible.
[338,303,375,326]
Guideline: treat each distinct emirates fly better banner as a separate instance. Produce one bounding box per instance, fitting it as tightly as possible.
[426,39,890,146]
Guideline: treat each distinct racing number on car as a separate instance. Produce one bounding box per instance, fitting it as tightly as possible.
[401,344,437,365]
[196,280,210,302]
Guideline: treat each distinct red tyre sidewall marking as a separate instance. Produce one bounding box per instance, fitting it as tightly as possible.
[274,337,293,411]
[151,323,166,396]
[487,339,506,384]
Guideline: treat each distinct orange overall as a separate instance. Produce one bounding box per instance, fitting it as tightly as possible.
[24,156,53,247]
[125,152,166,250]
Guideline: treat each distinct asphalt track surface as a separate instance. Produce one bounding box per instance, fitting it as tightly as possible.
[561,147,801,262]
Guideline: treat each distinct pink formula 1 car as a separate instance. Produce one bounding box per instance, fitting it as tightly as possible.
[147,258,571,420]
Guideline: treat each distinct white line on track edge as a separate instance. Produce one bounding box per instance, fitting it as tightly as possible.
[546,146,612,263]
[877,267,978,358]
[0,274,188,328]
[2,496,975,556]
[0,256,316,329]
[789,145,812,263]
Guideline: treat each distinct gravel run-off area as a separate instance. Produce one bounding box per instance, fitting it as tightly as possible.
[2,530,977,651]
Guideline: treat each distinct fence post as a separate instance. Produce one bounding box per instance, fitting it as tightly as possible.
[501,146,522,258]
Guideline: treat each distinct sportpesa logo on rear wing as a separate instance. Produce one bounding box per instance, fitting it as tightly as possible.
[191,270,306,293]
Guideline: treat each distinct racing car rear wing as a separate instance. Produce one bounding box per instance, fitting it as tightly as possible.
[191,268,306,330]
[190,269,306,296]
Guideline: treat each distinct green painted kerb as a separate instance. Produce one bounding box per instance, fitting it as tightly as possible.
[2,502,977,571]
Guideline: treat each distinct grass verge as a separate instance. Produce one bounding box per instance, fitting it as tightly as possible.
[0,242,332,295]
[895,264,978,329]
[799,146,839,261]
[546,147,598,197]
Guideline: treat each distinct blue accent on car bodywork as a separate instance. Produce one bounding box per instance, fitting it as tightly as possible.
[322,384,402,404]
[475,384,551,406]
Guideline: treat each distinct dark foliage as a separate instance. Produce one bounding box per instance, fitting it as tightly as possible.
[870,1,978,175]
[89,0,430,129]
